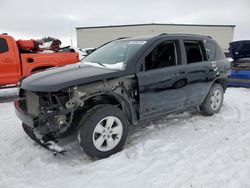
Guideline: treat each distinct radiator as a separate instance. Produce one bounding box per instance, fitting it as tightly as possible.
[26,91,40,116]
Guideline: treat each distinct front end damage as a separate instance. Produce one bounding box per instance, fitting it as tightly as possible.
[15,78,138,155]
[15,87,85,155]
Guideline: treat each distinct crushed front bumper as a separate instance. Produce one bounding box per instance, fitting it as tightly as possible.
[22,123,66,155]
[15,100,66,155]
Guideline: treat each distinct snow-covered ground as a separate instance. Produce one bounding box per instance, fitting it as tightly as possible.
[0,88,250,188]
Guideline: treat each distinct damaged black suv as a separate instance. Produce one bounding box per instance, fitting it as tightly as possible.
[15,34,230,159]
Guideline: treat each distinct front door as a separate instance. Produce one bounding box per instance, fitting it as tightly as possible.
[137,40,188,119]
[0,37,18,86]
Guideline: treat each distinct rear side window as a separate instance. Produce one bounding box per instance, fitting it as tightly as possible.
[204,40,216,61]
[184,41,206,64]
[0,38,9,53]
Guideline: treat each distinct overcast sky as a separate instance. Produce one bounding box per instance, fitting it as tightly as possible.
[1,0,249,46]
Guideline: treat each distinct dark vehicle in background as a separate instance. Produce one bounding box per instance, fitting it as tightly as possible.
[228,40,250,88]
[15,34,230,159]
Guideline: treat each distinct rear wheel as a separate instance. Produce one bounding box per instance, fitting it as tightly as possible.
[77,104,128,159]
[200,83,224,116]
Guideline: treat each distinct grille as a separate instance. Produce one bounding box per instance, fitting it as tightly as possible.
[26,91,40,116]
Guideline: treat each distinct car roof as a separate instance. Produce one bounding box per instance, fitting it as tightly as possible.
[117,33,212,42]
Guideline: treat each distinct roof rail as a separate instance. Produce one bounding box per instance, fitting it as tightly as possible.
[115,37,130,40]
[158,33,168,36]
[96,37,130,49]
[1,33,8,35]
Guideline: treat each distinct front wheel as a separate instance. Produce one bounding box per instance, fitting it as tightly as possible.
[77,104,129,159]
[200,83,224,116]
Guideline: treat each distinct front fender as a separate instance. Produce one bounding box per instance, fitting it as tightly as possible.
[79,90,137,124]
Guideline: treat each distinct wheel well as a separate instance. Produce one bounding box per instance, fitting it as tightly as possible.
[31,66,54,73]
[75,94,133,125]
[85,94,122,109]
[214,78,227,92]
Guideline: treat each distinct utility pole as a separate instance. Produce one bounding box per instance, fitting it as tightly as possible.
[70,21,73,47]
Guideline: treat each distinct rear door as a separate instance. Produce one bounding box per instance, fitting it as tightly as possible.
[181,39,216,107]
[0,37,19,85]
[136,39,188,119]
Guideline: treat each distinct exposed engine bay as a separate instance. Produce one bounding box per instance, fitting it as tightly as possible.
[18,77,138,140]
[19,89,73,138]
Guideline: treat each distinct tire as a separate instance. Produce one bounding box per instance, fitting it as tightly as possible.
[77,104,129,159]
[200,83,224,116]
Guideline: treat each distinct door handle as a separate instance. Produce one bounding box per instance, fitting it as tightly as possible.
[2,58,13,62]
[175,71,186,76]
[173,79,187,89]
[178,71,186,74]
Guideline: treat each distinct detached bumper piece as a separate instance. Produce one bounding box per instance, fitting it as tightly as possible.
[22,123,66,156]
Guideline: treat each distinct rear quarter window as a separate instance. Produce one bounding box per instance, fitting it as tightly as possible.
[184,40,206,64]
[204,40,216,61]
[0,38,9,53]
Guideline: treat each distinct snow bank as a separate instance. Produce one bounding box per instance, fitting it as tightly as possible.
[0,88,250,188]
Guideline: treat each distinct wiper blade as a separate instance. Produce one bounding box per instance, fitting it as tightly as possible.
[83,61,106,68]
[93,62,105,67]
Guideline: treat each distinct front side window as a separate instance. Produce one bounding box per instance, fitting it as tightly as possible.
[144,41,178,71]
[184,41,206,64]
[83,40,146,70]
[0,38,9,53]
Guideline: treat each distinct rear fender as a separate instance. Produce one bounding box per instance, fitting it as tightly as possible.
[213,77,227,92]
[22,63,56,77]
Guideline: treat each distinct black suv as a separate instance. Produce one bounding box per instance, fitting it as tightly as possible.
[15,34,230,159]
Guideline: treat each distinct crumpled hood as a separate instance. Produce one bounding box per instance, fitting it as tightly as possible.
[21,63,122,92]
[229,40,250,60]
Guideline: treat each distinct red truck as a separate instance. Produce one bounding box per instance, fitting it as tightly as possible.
[0,34,79,87]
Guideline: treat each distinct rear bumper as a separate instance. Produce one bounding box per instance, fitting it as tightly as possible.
[14,100,35,128]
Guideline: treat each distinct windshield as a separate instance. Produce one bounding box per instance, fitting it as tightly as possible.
[83,40,147,70]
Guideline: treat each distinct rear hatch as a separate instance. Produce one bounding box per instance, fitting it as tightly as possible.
[229,41,250,79]
[228,58,250,87]
[229,40,250,60]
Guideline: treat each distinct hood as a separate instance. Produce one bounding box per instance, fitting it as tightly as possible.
[229,40,250,60]
[21,63,123,92]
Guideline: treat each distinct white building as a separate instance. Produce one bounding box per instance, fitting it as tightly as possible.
[76,23,235,51]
